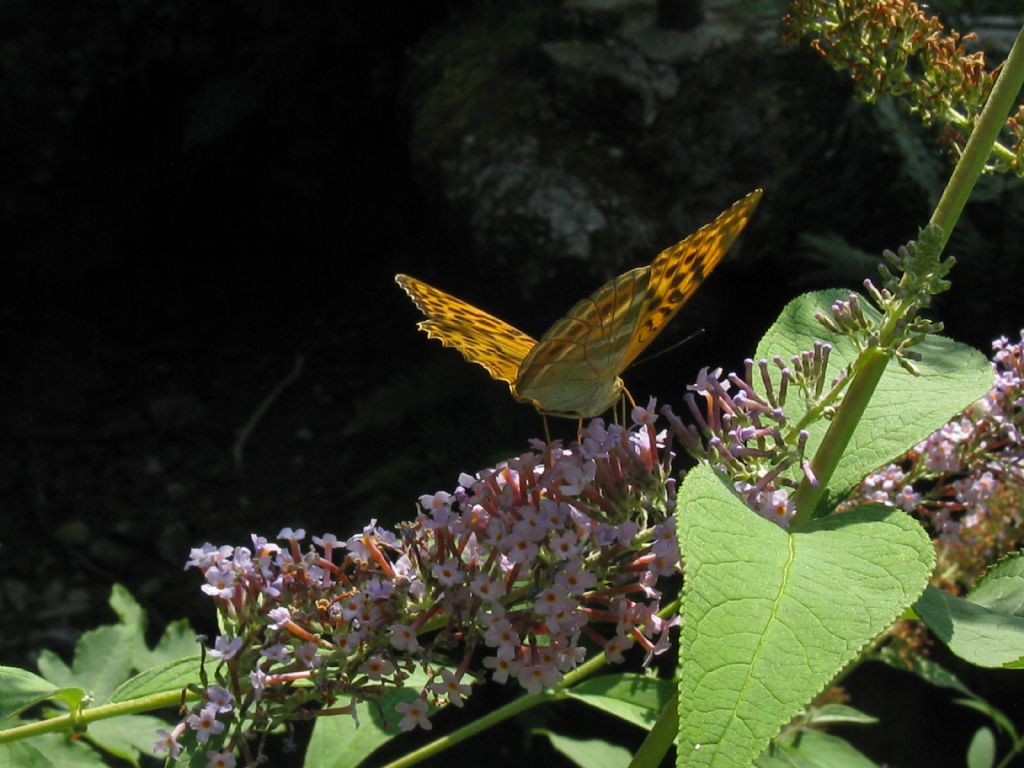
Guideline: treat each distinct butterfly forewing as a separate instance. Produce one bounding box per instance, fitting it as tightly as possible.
[620,188,762,369]
[395,274,538,389]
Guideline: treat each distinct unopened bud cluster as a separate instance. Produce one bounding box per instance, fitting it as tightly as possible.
[662,346,841,526]
[818,225,952,374]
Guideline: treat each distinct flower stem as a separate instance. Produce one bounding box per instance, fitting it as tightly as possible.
[378,599,680,767]
[380,690,558,768]
[790,21,1024,526]
[790,348,889,526]
[0,690,194,743]
[630,692,679,768]
[931,24,1024,247]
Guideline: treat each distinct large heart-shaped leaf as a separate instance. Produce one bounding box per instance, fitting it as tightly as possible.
[676,465,934,767]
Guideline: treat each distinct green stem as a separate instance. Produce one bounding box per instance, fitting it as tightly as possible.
[381,689,560,768]
[0,690,193,743]
[931,25,1024,246]
[789,348,888,526]
[994,735,1024,768]
[379,599,680,768]
[790,22,1024,526]
[629,692,678,768]
[944,107,1016,164]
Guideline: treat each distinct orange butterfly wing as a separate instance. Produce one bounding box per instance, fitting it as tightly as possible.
[397,189,762,419]
[394,274,538,391]
[516,189,762,417]
[621,188,763,370]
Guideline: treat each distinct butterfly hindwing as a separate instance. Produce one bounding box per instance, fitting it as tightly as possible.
[395,274,538,389]
[515,267,649,417]
[622,189,763,369]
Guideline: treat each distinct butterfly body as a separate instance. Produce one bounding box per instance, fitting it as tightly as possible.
[396,189,761,419]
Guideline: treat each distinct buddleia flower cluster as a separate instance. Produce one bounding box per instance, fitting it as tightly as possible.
[855,331,1024,591]
[785,0,1024,175]
[160,404,680,765]
[661,343,837,528]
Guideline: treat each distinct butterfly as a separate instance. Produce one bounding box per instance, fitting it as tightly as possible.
[396,189,762,419]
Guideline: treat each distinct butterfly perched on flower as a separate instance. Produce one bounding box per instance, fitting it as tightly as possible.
[396,189,762,419]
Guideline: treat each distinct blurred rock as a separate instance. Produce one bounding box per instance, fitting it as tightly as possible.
[403,0,777,295]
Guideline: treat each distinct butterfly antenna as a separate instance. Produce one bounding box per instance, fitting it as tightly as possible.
[629,329,705,370]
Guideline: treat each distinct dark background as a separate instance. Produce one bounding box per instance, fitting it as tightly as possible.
[3,0,1024,765]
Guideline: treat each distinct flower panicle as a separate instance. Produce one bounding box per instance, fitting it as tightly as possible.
[850,330,1024,590]
[167,402,682,764]
[662,354,836,527]
[785,0,1024,175]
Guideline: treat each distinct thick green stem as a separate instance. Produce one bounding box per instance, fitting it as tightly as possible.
[931,25,1024,245]
[789,348,888,526]
[629,692,679,768]
[0,690,191,743]
[789,23,1024,526]
[376,662,604,768]
[381,689,558,768]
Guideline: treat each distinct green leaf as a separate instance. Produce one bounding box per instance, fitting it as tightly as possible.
[0,666,59,719]
[874,649,1018,741]
[967,550,1024,616]
[84,713,173,766]
[0,732,107,767]
[915,584,1024,668]
[755,291,992,503]
[34,587,198,712]
[109,655,203,704]
[66,625,139,704]
[756,730,880,767]
[954,698,1019,742]
[536,728,633,768]
[35,587,151,705]
[6,589,196,766]
[35,650,75,690]
[108,584,146,637]
[874,647,974,696]
[566,673,674,730]
[134,619,200,672]
[50,687,88,712]
[676,465,934,768]
[803,704,878,726]
[966,726,996,768]
[0,741,48,768]
[303,670,432,768]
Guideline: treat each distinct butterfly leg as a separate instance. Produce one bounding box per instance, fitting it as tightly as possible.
[623,386,637,411]
[612,387,637,425]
